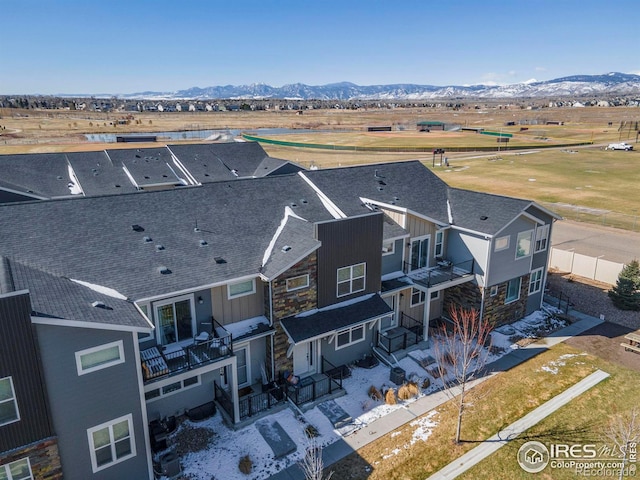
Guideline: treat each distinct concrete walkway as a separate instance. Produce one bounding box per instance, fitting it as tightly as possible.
[270,312,604,480]
[427,369,610,479]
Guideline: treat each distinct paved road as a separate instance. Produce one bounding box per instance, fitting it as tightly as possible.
[552,220,640,264]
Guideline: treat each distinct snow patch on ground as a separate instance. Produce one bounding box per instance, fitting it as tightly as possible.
[540,353,588,374]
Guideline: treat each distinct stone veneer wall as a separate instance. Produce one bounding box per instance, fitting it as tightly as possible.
[442,282,482,318]
[0,438,62,480]
[269,252,318,377]
[483,275,530,327]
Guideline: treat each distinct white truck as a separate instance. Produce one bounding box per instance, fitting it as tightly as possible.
[606,142,634,151]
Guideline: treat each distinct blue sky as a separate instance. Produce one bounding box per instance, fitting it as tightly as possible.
[1,0,638,95]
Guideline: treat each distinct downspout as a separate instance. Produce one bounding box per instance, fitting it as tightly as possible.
[479,237,491,322]
[269,280,275,381]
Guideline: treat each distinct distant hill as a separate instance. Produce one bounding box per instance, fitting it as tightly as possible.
[119,72,640,101]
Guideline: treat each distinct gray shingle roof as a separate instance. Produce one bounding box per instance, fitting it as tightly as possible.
[5,258,149,330]
[0,174,334,301]
[280,294,392,343]
[66,150,139,195]
[0,153,76,198]
[447,188,532,235]
[303,161,451,225]
[105,147,185,187]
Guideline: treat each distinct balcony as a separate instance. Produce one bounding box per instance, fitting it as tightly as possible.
[377,312,424,354]
[141,320,233,384]
[403,258,475,289]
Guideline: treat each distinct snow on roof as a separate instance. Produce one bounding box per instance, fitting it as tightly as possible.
[70,278,128,300]
[261,206,307,267]
[221,315,269,340]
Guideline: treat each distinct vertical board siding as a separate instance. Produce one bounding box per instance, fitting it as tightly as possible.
[316,214,383,308]
[211,284,264,325]
[0,292,54,453]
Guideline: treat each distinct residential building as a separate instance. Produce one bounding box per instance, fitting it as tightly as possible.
[0,152,558,478]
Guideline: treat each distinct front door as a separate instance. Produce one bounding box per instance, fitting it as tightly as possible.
[236,346,249,387]
[293,341,316,377]
[410,236,430,271]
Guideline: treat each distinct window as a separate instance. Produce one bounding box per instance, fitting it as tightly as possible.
[227,279,256,299]
[155,296,195,345]
[489,285,498,297]
[535,224,550,252]
[435,230,444,257]
[286,274,309,292]
[76,341,125,376]
[87,414,136,473]
[516,231,533,259]
[505,278,521,304]
[0,458,33,480]
[336,325,365,349]
[0,377,19,427]
[411,287,426,306]
[337,263,366,297]
[494,236,510,252]
[382,241,395,255]
[529,268,544,294]
[430,290,440,300]
[144,376,200,402]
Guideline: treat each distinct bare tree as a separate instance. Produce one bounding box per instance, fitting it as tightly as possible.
[433,305,493,444]
[604,408,639,480]
[298,437,333,480]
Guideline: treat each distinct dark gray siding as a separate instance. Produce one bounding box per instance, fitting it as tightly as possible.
[35,325,149,480]
[320,327,375,366]
[0,292,54,453]
[315,213,383,308]
[381,239,404,275]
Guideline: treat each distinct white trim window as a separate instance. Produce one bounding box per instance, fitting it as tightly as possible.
[144,375,200,402]
[227,279,256,300]
[494,235,510,252]
[87,414,136,473]
[286,274,309,292]
[76,340,125,376]
[505,278,522,304]
[411,287,426,306]
[0,458,33,480]
[489,285,498,297]
[534,224,550,252]
[434,230,444,258]
[0,376,20,427]
[382,240,395,256]
[336,263,366,297]
[155,295,195,345]
[515,230,533,259]
[430,290,440,300]
[529,268,544,294]
[336,324,365,349]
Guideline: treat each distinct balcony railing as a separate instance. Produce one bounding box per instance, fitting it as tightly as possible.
[141,320,233,383]
[285,369,343,407]
[403,258,475,288]
[377,314,423,354]
[238,384,285,421]
[214,381,235,421]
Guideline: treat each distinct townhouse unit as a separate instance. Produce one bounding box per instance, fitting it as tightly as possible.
[0,153,558,479]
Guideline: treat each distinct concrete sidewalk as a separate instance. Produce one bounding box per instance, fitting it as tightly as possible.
[427,369,610,479]
[270,312,604,480]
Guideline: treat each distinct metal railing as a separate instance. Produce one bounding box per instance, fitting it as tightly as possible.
[400,312,424,340]
[285,373,342,407]
[214,381,235,421]
[238,385,285,421]
[141,319,233,383]
[402,258,475,288]
[377,325,421,354]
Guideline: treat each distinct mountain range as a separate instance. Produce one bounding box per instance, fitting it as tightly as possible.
[119,72,640,101]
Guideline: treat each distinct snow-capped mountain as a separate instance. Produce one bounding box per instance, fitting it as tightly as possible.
[120,72,640,101]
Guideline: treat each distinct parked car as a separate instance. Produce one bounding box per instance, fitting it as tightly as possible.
[606,142,634,151]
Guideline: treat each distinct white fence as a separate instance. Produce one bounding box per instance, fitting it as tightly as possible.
[549,247,623,285]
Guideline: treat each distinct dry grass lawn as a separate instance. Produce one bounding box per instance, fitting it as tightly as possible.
[329,343,639,480]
